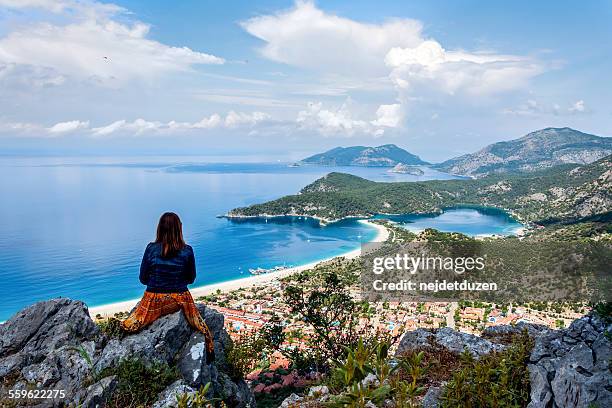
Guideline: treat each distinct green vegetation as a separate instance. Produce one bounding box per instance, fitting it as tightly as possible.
[176,383,221,408]
[301,144,428,166]
[591,301,612,323]
[325,339,427,408]
[230,155,611,225]
[441,332,533,407]
[225,316,285,379]
[96,317,125,339]
[310,332,534,408]
[99,358,178,407]
[281,259,394,371]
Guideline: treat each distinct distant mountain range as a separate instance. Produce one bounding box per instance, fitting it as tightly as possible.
[301,144,428,167]
[434,127,612,177]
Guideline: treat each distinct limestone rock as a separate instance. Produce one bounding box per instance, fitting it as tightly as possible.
[527,312,612,408]
[0,298,254,408]
[396,327,505,358]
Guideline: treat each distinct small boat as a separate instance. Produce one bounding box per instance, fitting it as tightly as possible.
[248,265,290,275]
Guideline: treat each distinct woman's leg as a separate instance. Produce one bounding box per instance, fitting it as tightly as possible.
[174,291,216,362]
[121,292,180,332]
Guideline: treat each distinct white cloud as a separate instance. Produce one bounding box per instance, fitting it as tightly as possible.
[503,99,588,116]
[0,0,72,13]
[225,111,270,127]
[241,0,423,76]
[568,100,586,113]
[502,99,546,116]
[0,2,224,86]
[91,120,126,136]
[242,1,542,96]
[168,114,222,131]
[385,40,542,96]
[0,0,125,17]
[0,121,41,133]
[371,104,402,127]
[90,111,270,137]
[91,118,163,136]
[48,120,89,133]
[0,64,66,88]
[241,1,545,132]
[0,111,272,137]
[297,101,389,136]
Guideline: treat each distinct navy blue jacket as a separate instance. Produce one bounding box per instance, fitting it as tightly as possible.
[139,242,196,293]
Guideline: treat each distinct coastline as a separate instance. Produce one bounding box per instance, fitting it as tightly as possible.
[88,220,389,319]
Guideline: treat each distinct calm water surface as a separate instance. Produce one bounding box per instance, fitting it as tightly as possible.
[0,157,518,320]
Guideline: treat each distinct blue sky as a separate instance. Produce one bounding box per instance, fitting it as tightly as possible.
[0,0,610,161]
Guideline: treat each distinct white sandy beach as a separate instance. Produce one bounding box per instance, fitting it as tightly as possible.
[88,220,389,318]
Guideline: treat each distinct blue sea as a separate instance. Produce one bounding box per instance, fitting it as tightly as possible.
[0,157,521,321]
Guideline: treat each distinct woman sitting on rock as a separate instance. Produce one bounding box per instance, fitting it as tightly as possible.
[122,212,215,362]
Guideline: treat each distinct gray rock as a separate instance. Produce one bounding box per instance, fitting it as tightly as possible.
[0,298,100,403]
[198,304,231,366]
[360,373,379,388]
[395,312,611,408]
[308,385,329,397]
[280,393,304,408]
[215,371,256,408]
[177,332,215,388]
[153,380,197,408]
[527,312,612,408]
[395,328,435,355]
[0,299,255,408]
[435,327,506,357]
[0,298,97,357]
[527,364,553,408]
[422,385,444,408]
[592,335,612,371]
[94,310,191,372]
[73,375,118,408]
[396,327,505,358]
[482,322,548,338]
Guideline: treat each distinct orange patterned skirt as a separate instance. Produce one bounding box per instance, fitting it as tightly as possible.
[121,290,215,361]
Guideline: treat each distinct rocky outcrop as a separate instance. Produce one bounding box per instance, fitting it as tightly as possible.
[395,314,611,408]
[527,312,611,408]
[0,298,254,408]
[395,327,506,358]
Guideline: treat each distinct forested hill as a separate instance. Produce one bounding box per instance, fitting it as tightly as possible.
[301,144,428,166]
[228,155,612,224]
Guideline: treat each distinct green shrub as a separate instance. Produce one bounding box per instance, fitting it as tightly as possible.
[176,382,221,408]
[441,332,533,408]
[324,338,429,408]
[592,301,611,323]
[96,317,125,339]
[101,358,178,407]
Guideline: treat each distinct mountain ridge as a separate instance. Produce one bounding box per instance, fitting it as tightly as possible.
[434,127,612,177]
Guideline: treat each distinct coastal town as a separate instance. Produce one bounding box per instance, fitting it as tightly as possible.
[199,278,586,344]
[194,254,587,377]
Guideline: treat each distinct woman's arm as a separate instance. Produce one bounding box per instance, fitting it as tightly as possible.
[185,247,196,285]
[139,244,151,285]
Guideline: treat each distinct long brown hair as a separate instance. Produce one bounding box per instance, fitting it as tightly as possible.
[156,212,185,258]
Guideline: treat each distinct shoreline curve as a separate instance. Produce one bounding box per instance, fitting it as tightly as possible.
[88,220,388,318]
